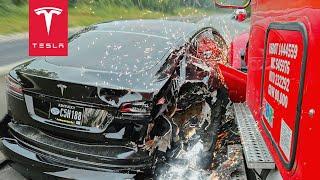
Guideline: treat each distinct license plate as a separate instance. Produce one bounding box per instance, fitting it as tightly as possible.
[49,102,84,126]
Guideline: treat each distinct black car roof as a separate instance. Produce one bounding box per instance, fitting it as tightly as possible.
[46,20,198,74]
[94,19,198,40]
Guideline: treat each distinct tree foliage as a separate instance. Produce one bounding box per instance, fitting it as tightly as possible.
[11,0,26,6]
[70,0,214,13]
[1,0,214,13]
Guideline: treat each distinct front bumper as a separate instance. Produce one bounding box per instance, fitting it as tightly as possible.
[0,118,155,179]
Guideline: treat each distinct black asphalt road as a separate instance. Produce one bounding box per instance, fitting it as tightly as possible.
[0,39,28,66]
[0,14,249,179]
[0,28,83,67]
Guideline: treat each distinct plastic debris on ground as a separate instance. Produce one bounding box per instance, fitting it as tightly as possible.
[154,102,243,180]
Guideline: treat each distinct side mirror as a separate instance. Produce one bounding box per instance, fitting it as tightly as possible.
[214,0,251,9]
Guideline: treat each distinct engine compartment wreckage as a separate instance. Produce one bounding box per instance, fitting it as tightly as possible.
[0,21,239,179]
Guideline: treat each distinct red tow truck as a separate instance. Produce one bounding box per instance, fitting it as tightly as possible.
[216,0,320,179]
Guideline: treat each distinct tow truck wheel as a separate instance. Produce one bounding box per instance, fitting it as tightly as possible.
[0,114,11,138]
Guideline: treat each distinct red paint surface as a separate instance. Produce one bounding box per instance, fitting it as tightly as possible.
[229,32,249,70]
[29,0,68,56]
[262,30,303,163]
[236,13,247,22]
[219,63,246,102]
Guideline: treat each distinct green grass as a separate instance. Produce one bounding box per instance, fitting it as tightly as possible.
[0,5,28,34]
[0,5,214,35]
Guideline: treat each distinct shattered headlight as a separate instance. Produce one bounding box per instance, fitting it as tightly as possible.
[6,75,23,98]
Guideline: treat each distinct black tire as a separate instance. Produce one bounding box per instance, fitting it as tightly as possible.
[0,114,11,138]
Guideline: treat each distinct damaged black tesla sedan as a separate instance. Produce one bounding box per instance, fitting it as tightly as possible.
[0,20,229,179]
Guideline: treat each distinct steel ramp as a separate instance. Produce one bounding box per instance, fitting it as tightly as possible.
[233,103,275,169]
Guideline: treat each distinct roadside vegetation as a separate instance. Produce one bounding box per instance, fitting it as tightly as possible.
[0,0,221,35]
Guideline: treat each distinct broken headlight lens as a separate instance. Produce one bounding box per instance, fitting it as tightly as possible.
[119,101,152,115]
[6,75,23,97]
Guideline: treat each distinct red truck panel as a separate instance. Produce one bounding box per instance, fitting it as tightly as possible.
[247,0,320,179]
[219,63,246,102]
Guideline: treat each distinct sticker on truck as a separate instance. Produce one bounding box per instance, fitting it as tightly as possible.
[280,119,292,160]
[263,100,274,127]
